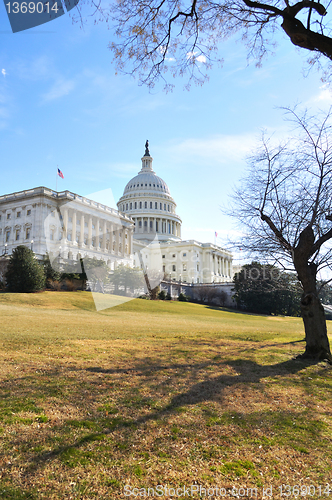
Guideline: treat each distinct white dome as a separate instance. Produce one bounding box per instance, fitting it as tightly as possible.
[123,171,170,196]
[117,144,182,242]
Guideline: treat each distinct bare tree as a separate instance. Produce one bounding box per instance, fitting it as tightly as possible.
[228,107,332,362]
[81,0,332,88]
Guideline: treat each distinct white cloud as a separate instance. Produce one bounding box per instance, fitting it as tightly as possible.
[314,87,332,102]
[42,79,75,102]
[168,133,257,165]
[2,69,6,77]
[186,52,207,64]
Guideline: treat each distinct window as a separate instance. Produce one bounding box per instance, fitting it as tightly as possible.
[126,203,128,210]
[130,203,132,209]
[0,215,1,221]
[163,265,165,272]
[160,203,162,210]
[168,205,170,211]
[164,204,166,210]
[183,264,187,271]
[162,254,165,258]
[7,213,11,220]
[68,233,72,242]
[172,264,176,272]
[144,220,147,227]
[84,237,88,245]
[156,221,159,232]
[27,210,31,216]
[92,237,95,246]
[155,202,157,209]
[135,202,137,209]
[6,230,10,242]
[197,264,200,271]
[85,222,88,227]
[140,202,142,209]
[15,230,20,241]
[26,228,30,240]
[145,201,147,209]
[17,212,21,218]
[150,202,152,209]
[172,254,176,258]
[68,216,72,222]
[139,221,142,228]
[183,253,186,257]
[150,220,153,229]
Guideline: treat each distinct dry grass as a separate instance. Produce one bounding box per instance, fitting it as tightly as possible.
[0,292,331,499]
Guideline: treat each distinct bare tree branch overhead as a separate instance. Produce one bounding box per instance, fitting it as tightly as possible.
[76,0,332,87]
[227,107,332,362]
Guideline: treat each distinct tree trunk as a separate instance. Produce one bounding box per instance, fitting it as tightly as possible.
[293,227,332,363]
[300,291,332,361]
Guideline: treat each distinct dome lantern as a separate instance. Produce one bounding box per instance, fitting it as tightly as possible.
[141,140,154,173]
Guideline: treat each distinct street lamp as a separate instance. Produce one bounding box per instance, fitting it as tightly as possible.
[30,239,34,251]
[4,243,7,255]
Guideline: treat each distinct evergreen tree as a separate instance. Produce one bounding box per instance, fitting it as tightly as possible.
[43,254,61,287]
[5,246,45,293]
[233,262,302,316]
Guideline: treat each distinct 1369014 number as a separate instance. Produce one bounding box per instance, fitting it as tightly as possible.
[279,484,332,497]
[6,2,59,14]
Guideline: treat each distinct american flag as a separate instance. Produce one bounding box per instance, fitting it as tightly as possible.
[57,168,64,179]
[215,231,218,238]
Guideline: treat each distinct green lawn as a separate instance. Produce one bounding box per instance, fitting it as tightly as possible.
[0,292,331,499]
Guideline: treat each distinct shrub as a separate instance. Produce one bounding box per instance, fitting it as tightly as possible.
[178,292,188,302]
[158,290,167,300]
[166,292,172,300]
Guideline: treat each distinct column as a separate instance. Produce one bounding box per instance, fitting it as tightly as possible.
[147,216,150,233]
[88,216,92,247]
[63,209,68,239]
[116,226,120,253]
[102,220,107,251]
[122,230,126,256]
[110,224,114,253]
[72,211,77,244]
[95,218,100,250]
[80,214,84,247]
[128,229,132,254]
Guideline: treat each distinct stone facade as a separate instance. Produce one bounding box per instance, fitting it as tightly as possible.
[0,187,134,268]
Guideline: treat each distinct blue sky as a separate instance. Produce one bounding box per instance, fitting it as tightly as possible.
[0,4,331,267]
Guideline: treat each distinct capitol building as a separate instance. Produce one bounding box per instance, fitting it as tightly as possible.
[0,143,233,285]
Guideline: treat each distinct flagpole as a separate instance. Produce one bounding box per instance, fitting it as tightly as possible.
[56,167,58,193]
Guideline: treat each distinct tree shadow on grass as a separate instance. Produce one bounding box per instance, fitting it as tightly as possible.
[24,354,324,472]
